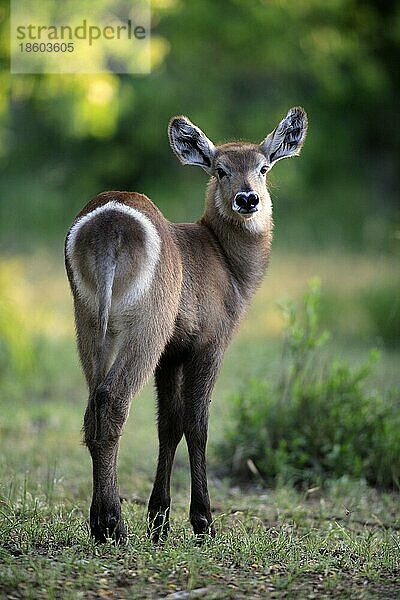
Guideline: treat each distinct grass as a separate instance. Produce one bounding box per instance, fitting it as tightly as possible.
[1,478,400,599]
[0,250,399,598]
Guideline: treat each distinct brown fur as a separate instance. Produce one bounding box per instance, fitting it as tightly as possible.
[65,109,307,542]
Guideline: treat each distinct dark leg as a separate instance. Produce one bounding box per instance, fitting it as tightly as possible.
[84,334,164,543]
[148,356,184,542]
[182,348,222,539]
[75,310,125,542]
[84,387,126,543]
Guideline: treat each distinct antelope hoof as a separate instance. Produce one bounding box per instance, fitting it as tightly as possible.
[190,513,216,540]
[90,502,127,544]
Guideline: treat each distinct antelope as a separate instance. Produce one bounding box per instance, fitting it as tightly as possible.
[65,107,308,543]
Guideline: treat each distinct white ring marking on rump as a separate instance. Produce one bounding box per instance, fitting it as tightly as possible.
[66,200,161,309]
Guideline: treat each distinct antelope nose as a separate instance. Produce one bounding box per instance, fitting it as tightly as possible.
[234,191,259,213]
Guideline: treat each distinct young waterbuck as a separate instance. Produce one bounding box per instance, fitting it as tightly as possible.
[65,107,308,543]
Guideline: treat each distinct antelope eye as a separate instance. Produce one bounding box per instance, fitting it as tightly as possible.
[260,165,268,175]
[216,167,227,179]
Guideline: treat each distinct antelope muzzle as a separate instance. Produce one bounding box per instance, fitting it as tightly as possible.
[232,191,259,215]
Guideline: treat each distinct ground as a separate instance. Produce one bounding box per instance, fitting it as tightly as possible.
[1,477,399,598]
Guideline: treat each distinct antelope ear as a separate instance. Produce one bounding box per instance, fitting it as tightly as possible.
[260,107,308,168]
[168,115,215,174]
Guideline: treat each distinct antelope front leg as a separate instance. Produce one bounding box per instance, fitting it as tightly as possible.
[182,348,222,539]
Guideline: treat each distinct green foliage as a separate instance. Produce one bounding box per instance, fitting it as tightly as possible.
[1,1,400,250]
[361,282,400,348]
[219,280,400,488]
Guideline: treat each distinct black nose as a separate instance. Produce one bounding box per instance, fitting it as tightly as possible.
[234,191,259,213]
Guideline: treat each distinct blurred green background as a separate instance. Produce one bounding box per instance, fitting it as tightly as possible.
[1,0,399,252]
[0,0,399,496]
